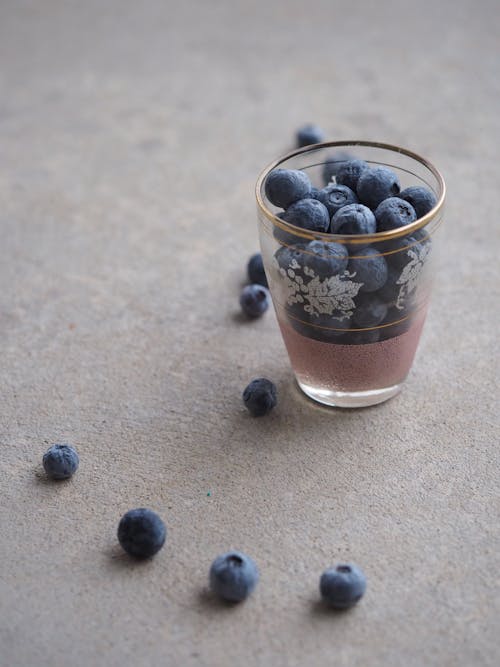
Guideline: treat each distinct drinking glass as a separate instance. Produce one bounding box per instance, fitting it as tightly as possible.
[255,141,446,407]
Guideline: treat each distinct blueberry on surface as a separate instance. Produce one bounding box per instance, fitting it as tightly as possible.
[209,551,259,602]
[375,197,417,232]
[330,204,376,235]
[303,240,348,277]
[43,444,79,480]
[335,159,369,192]
[320,563,367,609]
[399,186,437,218]
[283,198,330,233]
[243,378,277,416]
[296,124,325,147]
[322,151,353,184]
[117,508,167,559]
[239,284,270,318]
[357,166,400,209]
[318,184,358,217]
[348,247,388,293]
[247,252,268,287]
[264,169,312,208]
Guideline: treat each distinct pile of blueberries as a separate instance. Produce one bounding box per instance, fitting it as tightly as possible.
[260,149,436,345]
[41,443,366,608]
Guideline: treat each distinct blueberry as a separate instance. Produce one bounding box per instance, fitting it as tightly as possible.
[320,563,367,609]
[265,169,312,208]
[243,378,277,416]
[317,184,358,218]
[330,204,376,235]
[352,294,388,328]
[240,284,270,318]
[382,235,420,270]
[273,213,301,246]
[412,227,432,246]
[303,187,324,201]
[379,308,413,340]
[376,264,402,305]
[348,247,388,292]
[283,198,330,233]
[117,508,167,558]
[357,166,400,209]
[296,124,325,147]
[375,197,417,232]
[274,243,308,272]
[335,159,369,192]
[303,240,348,277]
[209,551,259,602]
[43,444,79,480]
[322,151,353,184]
[399,186,437,219]
[247,252,268,287]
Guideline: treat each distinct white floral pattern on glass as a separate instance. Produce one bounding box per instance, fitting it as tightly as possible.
[272,257,363,320]
[395,242,430,310]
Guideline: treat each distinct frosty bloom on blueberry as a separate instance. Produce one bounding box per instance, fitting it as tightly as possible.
[282,198,330,233]
[375,197,417,232]
[335,159,369,191]
[317,183,358,218]
[399,185,437,218]
[243,378,277,416]
[320,563,367,609]
[43,444,79,480]
[264,168,311,208]
[330,204,376,235]
[209,551,259,602]
[357,166,400,209]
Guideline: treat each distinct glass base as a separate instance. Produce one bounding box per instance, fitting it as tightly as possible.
[297,379,403,408]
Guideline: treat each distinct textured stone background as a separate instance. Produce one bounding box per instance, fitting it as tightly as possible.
[1,1,499,666]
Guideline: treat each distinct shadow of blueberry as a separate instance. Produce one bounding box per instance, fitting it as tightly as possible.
[34,466,73,485]
[105,544,157,571]
[196,587,243,612]
[309,598,357,618]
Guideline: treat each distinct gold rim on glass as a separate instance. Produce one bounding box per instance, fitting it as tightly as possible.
[255,140,446,245]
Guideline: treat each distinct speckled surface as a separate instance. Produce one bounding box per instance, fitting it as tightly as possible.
[1,1,499,666]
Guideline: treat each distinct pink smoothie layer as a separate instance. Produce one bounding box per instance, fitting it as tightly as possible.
[278,311,426,393]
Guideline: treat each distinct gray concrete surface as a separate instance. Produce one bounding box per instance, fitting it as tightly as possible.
[1,1,499,666]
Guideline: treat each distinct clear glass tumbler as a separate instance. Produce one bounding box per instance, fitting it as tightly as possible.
[255,141,446,407]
